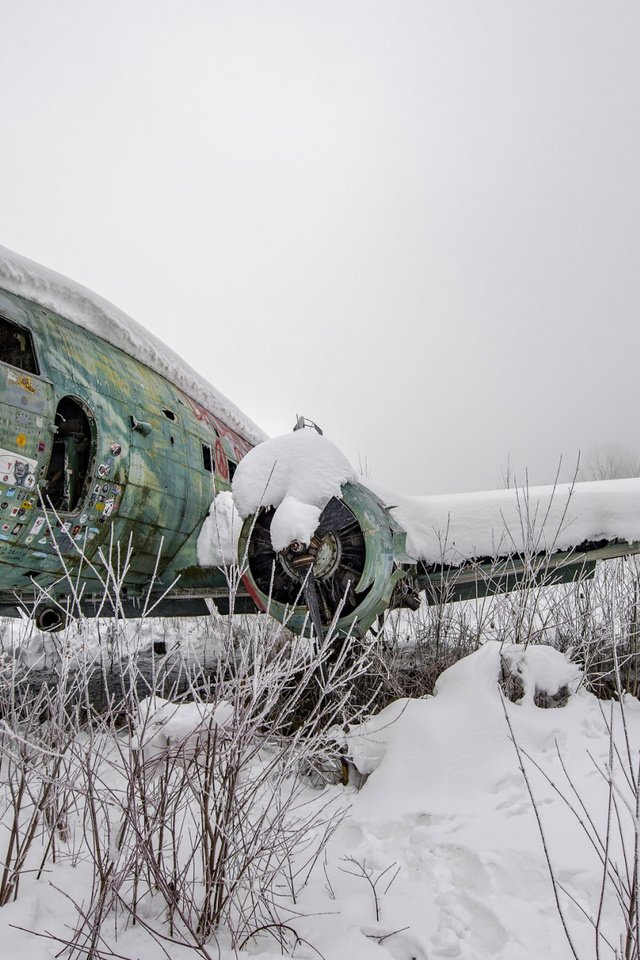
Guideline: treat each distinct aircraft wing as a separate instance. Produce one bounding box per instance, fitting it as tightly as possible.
[239,461,640,637]
[376,476,640,604]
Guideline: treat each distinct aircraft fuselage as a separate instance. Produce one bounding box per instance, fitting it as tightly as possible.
[0,287,255,624]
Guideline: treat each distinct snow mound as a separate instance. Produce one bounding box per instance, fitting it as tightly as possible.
[326,642,640,958]
[347,641,583,797]
[133,695,233,775]
[196,490,242,566]
[499,643,583,706]
[232,429,358,551]
[0,245,266,446]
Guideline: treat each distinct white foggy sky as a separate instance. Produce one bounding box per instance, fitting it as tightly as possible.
[1,0,639,494]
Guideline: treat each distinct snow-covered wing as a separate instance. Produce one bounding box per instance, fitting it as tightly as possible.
[231,430,640,569]
[370,478,640,565]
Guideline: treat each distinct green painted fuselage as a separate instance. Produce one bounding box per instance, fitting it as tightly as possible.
[0,287,254,619]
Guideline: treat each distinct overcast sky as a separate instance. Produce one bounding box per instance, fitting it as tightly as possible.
[2,1,639,494]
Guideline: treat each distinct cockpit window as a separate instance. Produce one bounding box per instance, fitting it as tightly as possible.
[0,316,39,375]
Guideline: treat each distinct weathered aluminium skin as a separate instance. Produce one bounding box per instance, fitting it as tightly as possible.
[0,287,256,624]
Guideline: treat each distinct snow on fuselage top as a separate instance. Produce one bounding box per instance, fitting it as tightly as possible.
[232,429,358,552]
[0,245,266,447]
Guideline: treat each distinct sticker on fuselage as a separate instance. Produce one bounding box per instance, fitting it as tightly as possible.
[30,517,45,537]
[6,371,37,394]
[0,449,36,488]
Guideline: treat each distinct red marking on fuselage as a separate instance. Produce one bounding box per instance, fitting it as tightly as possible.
[215,439,229,480]
[179,392,252,459]
[241,572,267,613]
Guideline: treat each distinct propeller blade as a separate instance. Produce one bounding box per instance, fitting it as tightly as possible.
[302,565,325,641]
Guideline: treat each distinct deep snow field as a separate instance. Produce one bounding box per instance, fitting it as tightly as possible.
[0,613,637,960]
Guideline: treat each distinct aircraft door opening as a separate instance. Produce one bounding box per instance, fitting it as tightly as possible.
[43,396,95,513]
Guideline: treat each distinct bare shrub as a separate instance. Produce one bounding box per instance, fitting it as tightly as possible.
[0,549,377,956]
[505,639,640,959]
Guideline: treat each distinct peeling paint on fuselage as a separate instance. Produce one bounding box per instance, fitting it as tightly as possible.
[0,288,252,614]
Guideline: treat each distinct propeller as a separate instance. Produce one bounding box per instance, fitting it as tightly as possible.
[301,563,325,641]
[246,496,367,634]
[241,482,411,638]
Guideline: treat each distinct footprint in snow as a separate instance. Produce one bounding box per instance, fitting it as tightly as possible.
[493,773,529,816]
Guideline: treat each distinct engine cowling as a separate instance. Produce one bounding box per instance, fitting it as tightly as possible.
[238,481,411,637]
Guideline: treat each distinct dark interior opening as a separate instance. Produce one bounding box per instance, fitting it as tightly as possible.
[44,397,94,513]
[0,315,39,374]
[202,443,213,473]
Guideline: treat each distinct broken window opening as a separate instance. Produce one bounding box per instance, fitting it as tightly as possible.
[44,397,95,513]
[202,443,213,473]
[0,315,39,375]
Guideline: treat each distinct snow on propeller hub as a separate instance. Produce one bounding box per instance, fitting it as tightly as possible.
[239,481,410,638]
